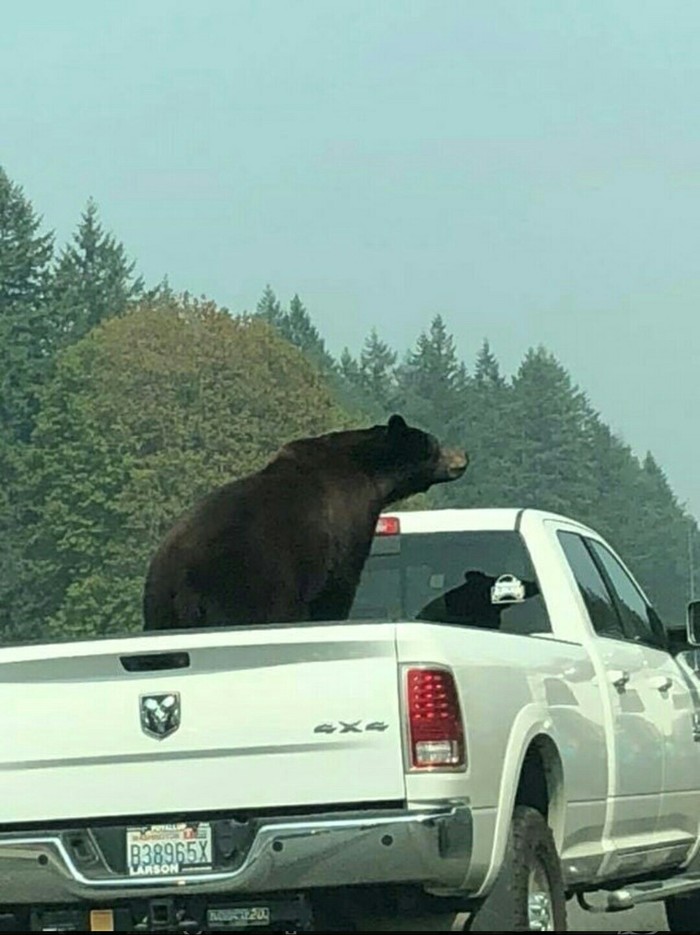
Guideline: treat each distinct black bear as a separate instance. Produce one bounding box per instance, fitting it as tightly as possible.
[142,414,468,631]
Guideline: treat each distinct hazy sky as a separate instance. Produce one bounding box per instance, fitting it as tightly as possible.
[3,1,700,515]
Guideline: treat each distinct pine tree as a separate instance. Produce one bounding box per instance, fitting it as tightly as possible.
[398,314,463,401]
[358,328,397,414]
[255,287,337,378]
[334,346,383,420]
[622,452,693,624]
[338,347,362,386]
[256,284,284,329]
[283,294,335,372]
[0,167,55,442]
[51,198,142,347]
[0,167,55,641]
[506,346,598,517]
[581,419,639,541]
[395,314,468,432]
[448,340,512,508]
[474,339,505,389]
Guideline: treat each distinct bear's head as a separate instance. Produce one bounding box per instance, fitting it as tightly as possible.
[368,413,468,503]
[278,414,468,504]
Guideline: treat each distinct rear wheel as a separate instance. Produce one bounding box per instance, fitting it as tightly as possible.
[466,805,566,932]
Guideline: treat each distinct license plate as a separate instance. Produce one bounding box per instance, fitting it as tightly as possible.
[207,907,271,929]
[126,822,212,877]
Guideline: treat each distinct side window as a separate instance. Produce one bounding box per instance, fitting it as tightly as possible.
[557,531,625,639]
[586,541,667,650]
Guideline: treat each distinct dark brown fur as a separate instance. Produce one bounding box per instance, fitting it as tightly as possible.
[142,415,468,631]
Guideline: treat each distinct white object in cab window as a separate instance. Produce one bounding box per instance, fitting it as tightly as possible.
[491,574,526,604]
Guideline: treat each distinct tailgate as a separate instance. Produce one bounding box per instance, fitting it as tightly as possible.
[0,624,406,824]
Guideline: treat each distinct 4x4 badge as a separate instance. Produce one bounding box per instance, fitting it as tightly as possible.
[314,720,389,734]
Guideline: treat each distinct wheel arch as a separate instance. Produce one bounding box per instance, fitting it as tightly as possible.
[515,733,566,851]
[476,726,566,898]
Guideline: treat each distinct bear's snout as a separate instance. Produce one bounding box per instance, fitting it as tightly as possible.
[437,447,469,481]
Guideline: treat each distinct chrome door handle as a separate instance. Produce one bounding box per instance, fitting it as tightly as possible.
[649,674,673,692]
[609,669,630,689]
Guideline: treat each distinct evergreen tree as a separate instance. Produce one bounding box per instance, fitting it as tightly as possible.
[506,346,598,517]
[624,452,694,624]
[395,315,468,432]
[448,340,512,508]
[582,418,641,544]
[338,347,362,387]
[51,198,142,347]
[0,168,55,641]
[0,167,55,442]
[359,328,398,414]
[283,293,335,372]
[254,287,334,372]
[334,346,382,420]
[474,339,505,389]
[256,284,284,329]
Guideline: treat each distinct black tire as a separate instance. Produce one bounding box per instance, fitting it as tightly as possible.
[466,805,566,932]
[665,894,700,932]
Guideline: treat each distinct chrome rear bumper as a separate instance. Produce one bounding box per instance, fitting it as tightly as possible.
[0,805,471,904]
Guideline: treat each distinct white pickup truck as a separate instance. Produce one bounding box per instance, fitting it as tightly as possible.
[2,507,700,933]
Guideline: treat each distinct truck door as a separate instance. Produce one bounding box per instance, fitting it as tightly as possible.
[556,530,663,856]
[585,538,700,859]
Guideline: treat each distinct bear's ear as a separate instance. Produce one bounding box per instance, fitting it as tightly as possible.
[387,414,407,435]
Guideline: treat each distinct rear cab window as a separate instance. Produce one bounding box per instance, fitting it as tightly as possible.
[349,528,552,636]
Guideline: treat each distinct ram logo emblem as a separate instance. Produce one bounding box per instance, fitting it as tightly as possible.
[140,693,181,740]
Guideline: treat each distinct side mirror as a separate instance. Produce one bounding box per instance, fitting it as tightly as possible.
[687,600,700,646]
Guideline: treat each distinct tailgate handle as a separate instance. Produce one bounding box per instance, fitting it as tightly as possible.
[120,652,190,672]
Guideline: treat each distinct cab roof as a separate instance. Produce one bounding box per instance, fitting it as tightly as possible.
[382,507,592,535]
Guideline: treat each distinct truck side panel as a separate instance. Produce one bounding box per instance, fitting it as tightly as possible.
[395,622,608,892]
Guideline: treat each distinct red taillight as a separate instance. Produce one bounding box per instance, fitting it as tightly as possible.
[406,667,465,770]
[376,515,400,536]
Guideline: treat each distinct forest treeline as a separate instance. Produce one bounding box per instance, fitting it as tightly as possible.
[0,165,696,641]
